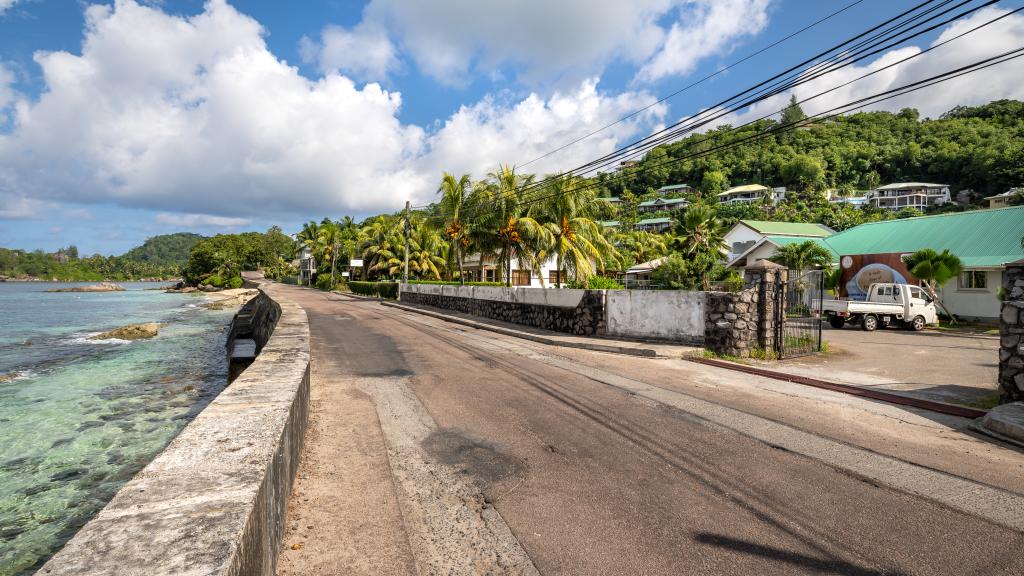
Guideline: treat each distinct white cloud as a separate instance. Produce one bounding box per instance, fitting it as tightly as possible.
[155,213,250,227]
[362,0,675,86]
[0,0,19,15]
[721,7,1024,125]
[0,0,664,222]
[0,62,15,112]
[300,22,399,82]
[425,79,664,177]
[0,195,57,219]
[637,0,771,82]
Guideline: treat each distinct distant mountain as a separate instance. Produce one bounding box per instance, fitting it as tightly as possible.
[123,233,206,266]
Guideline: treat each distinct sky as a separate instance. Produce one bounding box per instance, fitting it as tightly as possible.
[0,0,1022,254]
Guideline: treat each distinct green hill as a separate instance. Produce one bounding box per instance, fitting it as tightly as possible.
[123,233,205,266]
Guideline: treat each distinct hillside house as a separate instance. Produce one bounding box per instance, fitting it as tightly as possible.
[866,182,951,211]
[638,197,688,214]
[725,220,834,267]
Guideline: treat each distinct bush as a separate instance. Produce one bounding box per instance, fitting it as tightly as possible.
[583,276,623,290]
[226,276,244,289]
[408,280,504,287]
[348,281,399,299]
[203,274,224,287]
[314,274,338,291]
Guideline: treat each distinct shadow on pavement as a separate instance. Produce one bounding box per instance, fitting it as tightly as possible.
[693,533,907,576]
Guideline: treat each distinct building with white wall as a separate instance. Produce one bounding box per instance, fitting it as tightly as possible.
[866,182,951,211]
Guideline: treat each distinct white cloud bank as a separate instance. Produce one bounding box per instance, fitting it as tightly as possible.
[0,0,663,221]
[720,7,1024,126]
[155,213,250,228]
[0,0,19,15]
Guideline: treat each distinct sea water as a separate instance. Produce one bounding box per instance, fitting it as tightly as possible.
[0,282,235,575]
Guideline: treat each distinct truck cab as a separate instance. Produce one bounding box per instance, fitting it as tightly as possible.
[822,283,938,331]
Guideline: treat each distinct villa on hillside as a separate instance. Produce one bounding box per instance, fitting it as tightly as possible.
[717,184,787,205]
[655,184,692,196]
[636,217,674,233]
[865,182,951,211]
[638,197,689,213]
[984,188,1022,209]
[725,220,835,268]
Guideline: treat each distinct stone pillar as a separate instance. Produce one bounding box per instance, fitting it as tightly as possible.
[744,260,787,354]
[999,260,1024,404]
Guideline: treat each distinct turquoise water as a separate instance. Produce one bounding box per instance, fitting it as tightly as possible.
[0,283,235,575]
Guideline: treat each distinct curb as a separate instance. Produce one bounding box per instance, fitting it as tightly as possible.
[381,301,660,358]
[686,356,988,420]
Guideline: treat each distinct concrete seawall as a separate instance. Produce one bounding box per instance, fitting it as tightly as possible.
[41,282,310,576]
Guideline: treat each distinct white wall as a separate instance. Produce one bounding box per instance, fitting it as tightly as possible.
[937,269,1002,321]
[605,290,705,342]
[401,283,588,308]
[724,224,762,260]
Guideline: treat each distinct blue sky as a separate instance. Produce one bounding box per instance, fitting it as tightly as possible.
[0,0,1022,254]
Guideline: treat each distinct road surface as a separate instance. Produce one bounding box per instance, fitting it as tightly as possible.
[272,285,1024,576]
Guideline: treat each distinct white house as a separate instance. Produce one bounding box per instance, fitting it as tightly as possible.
[724,220,834,267]
[866,182,951,211]
[298,245,316,285]
[624,257,669,289]
[655,183,692,196]
[638,197,689,213]
[717,184,786,205]
[461,252,591,288]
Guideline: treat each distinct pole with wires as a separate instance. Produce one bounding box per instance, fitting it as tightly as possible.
[403,200,411,286]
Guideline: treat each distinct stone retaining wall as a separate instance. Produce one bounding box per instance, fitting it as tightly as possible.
[400,283,605,336]
[41,281,310,576]
[999,262,1024,403]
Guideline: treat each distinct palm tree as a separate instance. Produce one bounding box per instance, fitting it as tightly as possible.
[360,215,404,279]
[438,172,472,284]
[538,176,620,286]
[903,248,962,323]
[612,230,668,269]
[317,220,343,288]
[407,220,447,280]
[471,165,551,286]
[770,240,833,277]
[670,203,727,257]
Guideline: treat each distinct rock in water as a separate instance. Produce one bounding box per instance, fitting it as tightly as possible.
[47,283,126,293]
[89,323,161,341]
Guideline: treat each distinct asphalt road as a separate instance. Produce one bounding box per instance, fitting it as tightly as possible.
[274,286,1024,576]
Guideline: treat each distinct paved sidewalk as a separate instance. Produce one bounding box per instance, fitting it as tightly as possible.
[378,298,700,359]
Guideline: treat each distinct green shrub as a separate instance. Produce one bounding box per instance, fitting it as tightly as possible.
[584,276,624,290]
[348,281,399,299]
[720,271,745,293]
[314,274,337,291]
[408,280,503,287]
[204,274,224,287]
[226,276,244,289]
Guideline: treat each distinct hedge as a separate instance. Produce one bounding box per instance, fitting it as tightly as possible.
[348,281,399,299]
[407,280,504,287]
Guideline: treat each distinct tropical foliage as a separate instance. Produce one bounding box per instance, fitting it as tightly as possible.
[903,248,963,322]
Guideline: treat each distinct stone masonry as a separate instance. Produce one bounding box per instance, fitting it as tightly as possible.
[400,289,606,336]
[999,261,1024,403]
[704,260,787,358]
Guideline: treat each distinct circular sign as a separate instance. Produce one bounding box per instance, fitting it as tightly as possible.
[841,256,853,269]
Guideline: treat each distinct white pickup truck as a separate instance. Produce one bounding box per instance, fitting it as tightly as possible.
[821,283,938,331]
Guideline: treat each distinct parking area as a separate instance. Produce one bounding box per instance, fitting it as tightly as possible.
[758,325,1000,406]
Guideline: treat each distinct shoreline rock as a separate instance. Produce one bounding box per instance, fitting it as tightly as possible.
[202,289,260,310]
[89,323,161,341]
[47,283,125,293]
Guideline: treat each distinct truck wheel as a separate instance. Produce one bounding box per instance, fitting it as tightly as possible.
[861,314,878,331]
[828,316,845,329]
[910,315,926,331]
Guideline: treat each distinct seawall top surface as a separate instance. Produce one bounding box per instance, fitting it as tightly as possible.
[40,281,310,576]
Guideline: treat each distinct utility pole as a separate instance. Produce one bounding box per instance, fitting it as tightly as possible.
[403,200,411,285]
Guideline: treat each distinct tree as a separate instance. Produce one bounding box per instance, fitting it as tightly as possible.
[538,175,620,286]
[780,94,807,125]
[700,170,729,198]
[669,203,728,290]
[781,154,825,191]
[903,248,963,323]
[770,240,833,276]
[438,172,471,283]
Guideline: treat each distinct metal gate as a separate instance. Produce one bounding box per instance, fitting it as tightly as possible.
[775,269,824,358]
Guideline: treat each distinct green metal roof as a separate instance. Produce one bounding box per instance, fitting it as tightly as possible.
[740,220,833,237]
[600,220,620,227]
[637,217,673,225]
[765,235,838,258]
[638,198,688,207]
[822,206,1024,268]
[599,197,621,202]
[656,184,691,191]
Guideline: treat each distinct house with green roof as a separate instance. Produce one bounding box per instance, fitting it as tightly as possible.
[638,197,689,214]
[725,219,835,267]
[822,206,1024,320]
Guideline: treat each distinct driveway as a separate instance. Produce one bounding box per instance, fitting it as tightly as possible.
[762,325,999,406]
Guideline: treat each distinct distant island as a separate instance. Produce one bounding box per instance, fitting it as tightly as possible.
[0,232,204,282]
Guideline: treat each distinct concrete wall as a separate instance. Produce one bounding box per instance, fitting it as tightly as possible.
[400,283,605,336]
[938,269,1003,321]
[605,290,705,343]
[41,281,310,576]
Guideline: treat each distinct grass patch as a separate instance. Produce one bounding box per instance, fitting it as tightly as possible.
[964,391,1001,410]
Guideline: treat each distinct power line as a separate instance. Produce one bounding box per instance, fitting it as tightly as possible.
[516,0,868,170]
[419,0,1009,222]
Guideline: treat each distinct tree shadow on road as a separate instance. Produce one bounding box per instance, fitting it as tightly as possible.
[693,533,907,576]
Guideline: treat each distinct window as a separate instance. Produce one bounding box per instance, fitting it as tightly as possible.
[548,270,563,285]
[512,269,532,286]
[909,287,923,300]
[959,271,987,290]
[876,286,885,296]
